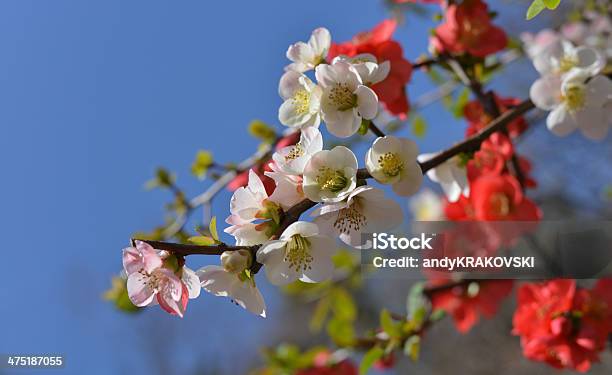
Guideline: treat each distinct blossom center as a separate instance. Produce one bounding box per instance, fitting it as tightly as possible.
[316,167,348,192]
[284,234,313,271]
[329,83,357,111]
[285,143,305,162]
[333,202,367,234]
[490,193,511,216]
[378,152,404,177]
[561,85,585,112]
[292,89,311,115]
[558,55,578,73]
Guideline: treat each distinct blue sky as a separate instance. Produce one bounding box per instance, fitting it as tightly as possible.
[0,1,599,374]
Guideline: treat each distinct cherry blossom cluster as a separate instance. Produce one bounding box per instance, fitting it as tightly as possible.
[524,17,612,140]
[117,1,612,373]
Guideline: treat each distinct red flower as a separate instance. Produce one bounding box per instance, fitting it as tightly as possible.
[444,195,473,221]
[470,175,541,221]
[431,0,507,58]
[464,96,528,138]
[373,352,395,370]
[513,279,612,372]
[296,351,358,375]
[429,279,513,333]
[328,20,413,119]
[466,133,513,182]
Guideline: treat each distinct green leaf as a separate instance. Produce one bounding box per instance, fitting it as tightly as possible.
[412,115,427,138]
[187,236,215,246]
[406,282,429,330]
[358,119,370,135]
[145,167,175,190]
[248,120,276,144]
[403,335,421,362]
[359,346,384,375]
[310,295,331,332]
[452,88,470,118]
[327,317,355,346]
[380,309,401,338]
[191,150,213,180]
[526,0,546,20]
[209,216,219,242]
[331,288,356,321]
[542,0,561,9]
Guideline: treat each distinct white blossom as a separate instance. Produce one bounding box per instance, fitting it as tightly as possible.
[311,186,403,248]
[332,53,390,86]
[198,250,266,318]
[530,71,612,140]
[316,61,379,138]
[417,153,469,202]
[278,71,322,129]
[256,221,335,286]
[531,39,605,78]
[302,146,358,203]
[272,127,323,175]
[365,136,423,196]
[286,27,331,73]
[224,170,280,245]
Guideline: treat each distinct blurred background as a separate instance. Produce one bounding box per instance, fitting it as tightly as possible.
[0,0,611,374]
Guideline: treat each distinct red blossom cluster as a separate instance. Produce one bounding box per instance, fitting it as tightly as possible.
[431,0,508,57]
[430,279,514,333]
[328,19,413,119]
[513,279,612,372]
[445,93,541,222]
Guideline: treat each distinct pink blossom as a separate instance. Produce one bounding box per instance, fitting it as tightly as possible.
[123,240,200,317]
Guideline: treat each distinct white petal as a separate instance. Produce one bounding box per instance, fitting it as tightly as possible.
[585,75,612,108]
[573,46,606,77]
[280,221,320,240]
[256,240,288,262]
[181,267,201,299]
[127,273,156,307]
[393,163,423,197]
[262,248,299,286]
[530,76,562,111]
[300,236,335,283]
[546,106,578,137]
[279,99,313,128]
[278,70,303,99]
[229,281,267,318]
[309,27,331,58]
[197,265,235,296]
[574,106,607,140]
[355,85,378,120]
[323,107,362,138]
[287,42,314,66]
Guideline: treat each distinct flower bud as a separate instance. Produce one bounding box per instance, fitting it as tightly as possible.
[221,250,252,274]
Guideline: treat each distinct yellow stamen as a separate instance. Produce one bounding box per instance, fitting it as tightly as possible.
[329,83,357,111]
[284,234,313,271]
[378,152,404,177]
[316,167,348,193]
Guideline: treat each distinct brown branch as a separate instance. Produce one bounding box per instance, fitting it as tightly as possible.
[368,121,386,138]
[447,57,528,188]
[418,99,535,173]
[132,239,258,256]
[134,98,536,261]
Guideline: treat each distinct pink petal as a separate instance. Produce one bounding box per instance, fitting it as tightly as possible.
[126,273,156,307]
[135,240,163,273]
